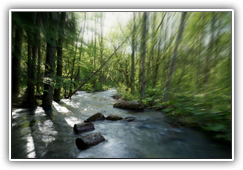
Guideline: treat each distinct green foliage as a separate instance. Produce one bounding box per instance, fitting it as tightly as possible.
[141,87,164,106]
[159,92,231,141]
[12,11,232,142]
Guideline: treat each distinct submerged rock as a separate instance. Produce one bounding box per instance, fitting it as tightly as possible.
[106,114,123,121]
[113,100,144,110]
[73,122,95,134]
[124,116,135,122]
[76,133,105,150]
[85,113,105,122]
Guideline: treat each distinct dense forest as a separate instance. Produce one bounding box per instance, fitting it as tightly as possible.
[11,11,232,142]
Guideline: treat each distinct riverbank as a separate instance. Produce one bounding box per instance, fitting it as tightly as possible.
[115,87,232,143]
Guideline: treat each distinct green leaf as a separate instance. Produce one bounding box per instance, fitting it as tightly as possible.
[162,107,174,113]
[203,123,226,132]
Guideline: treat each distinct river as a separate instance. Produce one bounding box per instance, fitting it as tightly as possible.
[11,89,232,159]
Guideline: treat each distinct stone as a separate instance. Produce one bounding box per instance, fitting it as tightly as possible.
[85,113,105,122]
[73,122,95,134]
[124,116,135,122]
[106,114,123,121]
[76,133,105,150]
[113,100,144,110]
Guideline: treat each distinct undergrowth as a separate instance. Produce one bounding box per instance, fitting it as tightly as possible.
[116,86,232,142]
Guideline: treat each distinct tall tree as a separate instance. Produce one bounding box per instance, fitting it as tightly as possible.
[99,13,104,90]
[74,12,86,85]
[203,12,216,89]
[54,12,66,101]
[42,12,58,107]
[21,12,38,108]
[12,13,23,100]
[131,12,136,94]
[140,12,147,98]
[163,12,187,101]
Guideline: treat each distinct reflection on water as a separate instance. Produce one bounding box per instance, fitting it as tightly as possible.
[26,134,36,158]
[34,107,46,116]
[53,101,71,114]
[61,99,81,108]
[38,120,58,146]
[64,117,82,127]
[11,89,232,159]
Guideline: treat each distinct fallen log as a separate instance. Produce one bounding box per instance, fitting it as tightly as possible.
[113,100,144,110]
[75,133,105,150]
[73,122,95,134]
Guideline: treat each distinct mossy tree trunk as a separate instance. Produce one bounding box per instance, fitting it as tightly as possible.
[12,13,23,100]
[42,12,58,107]
[54,12,66,101]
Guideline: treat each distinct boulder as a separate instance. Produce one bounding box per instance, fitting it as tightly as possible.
[106,114,123,121]
[76,133,105,150]
[73,122,95,134]
[85,113,105,122]
[124,116,135,122]
[113,100,144,110]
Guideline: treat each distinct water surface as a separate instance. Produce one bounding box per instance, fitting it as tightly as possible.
[11,89,231,159]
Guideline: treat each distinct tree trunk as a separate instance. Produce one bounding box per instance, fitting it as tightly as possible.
[42,12,57,107]
[74,12,86,85]
[99,13,104,90]
[152,38,161,88]
[29,35,37,106]
[73,122,95,134]
[203,12,216,89]
[131,12,136,94]
[36,46,42,93]
[141,12,147,98]
[163,12,187,101]
[69,14,84,96]
[23,13,38,108]
[54,12,66,101]
[12,23,23,100]
[75,133,105,150]
[113,48,131,88]
[24,33,37,108]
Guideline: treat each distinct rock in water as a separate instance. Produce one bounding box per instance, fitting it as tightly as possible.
[124,116,135,122]
[106,114,123,121]
[113,100,144,110]
[73,122,95,134]
[85,113,105,122]
[76,133,105,150]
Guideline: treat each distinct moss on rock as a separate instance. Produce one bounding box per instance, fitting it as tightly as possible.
[85,113,105,122]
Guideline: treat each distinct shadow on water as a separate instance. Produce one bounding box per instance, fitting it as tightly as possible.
[11,106,79,159]
[11,89,232,159]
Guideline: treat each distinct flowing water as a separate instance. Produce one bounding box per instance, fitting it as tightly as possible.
[11,89,231,159]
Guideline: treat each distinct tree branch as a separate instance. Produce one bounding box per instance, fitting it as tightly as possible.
[68,35,130,98]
